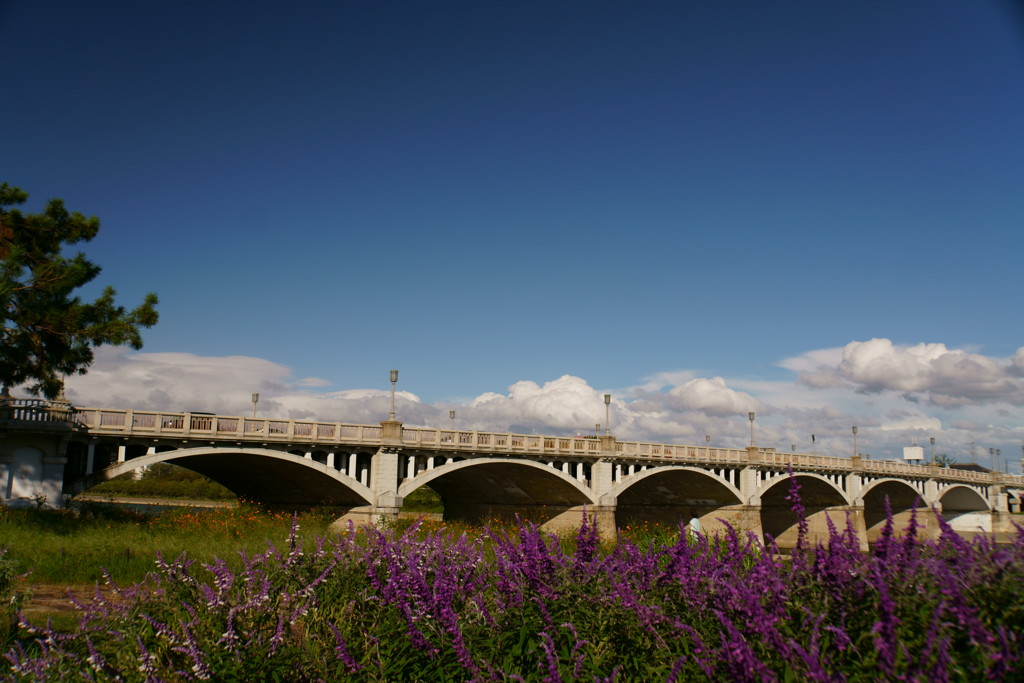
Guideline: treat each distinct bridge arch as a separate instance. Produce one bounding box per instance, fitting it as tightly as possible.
[759,473,851,547]
[938,484,992,532]
[71,447,373,508]
[610,466,744,533]
[398,458,596,527]
[860,478,927,542]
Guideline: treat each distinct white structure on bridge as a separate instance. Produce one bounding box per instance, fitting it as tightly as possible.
[2,397,1020,547]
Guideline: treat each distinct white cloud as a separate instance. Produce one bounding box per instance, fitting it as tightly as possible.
[790,338,1024,407]
[465,375,612,434]
[662,377,759,416]
[50,342,1024,470]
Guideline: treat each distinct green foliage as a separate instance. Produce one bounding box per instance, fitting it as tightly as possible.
[89,463,236,500]
[0,543,27,648]
[0,182,158,398]
[402,485,443,513]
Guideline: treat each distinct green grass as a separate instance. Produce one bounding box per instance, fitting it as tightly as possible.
[0,503,337,585]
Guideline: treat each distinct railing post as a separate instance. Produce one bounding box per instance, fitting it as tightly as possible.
[741,447,762,505]
[380,420,403,446]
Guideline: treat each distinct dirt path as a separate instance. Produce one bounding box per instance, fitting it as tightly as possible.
[18,583,118,618]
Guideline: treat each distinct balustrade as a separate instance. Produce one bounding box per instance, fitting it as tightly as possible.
[8,404,1021,489]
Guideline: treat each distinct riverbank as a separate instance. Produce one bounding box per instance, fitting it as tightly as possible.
[72,493,236,509]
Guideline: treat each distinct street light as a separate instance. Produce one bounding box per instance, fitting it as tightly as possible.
[706,434,711,456]
[990,447,995,472]
[251,393,259,419]
[604,394,611,435]
[997,448,1001,473]
[449,409,456,430]
[748,412,756,447]
[852,426,858,458]
[930,436,935,465]
[389,369,398,420]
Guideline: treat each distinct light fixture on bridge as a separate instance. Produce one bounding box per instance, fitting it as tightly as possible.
[748,412,756,447]
[604,394,611,436]
[251,393,259,419]
[929,436,936,465]
[595,423,601,436]
[852,426,858,458]
[388,370,399,420]
[997,448,1001,473]
[449,409,456,430]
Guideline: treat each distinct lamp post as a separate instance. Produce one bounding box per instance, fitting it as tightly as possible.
[997,448,1001,473]
[748,412,755,448]
[251,393,259,419]
[706,434,711,456]
[930,436,935,465]
[449,409,456,430]
[852,426,858,458]
[389,369,398,421]
[604,394,611,436]
[990,447,995,472]
[595,423,601,436]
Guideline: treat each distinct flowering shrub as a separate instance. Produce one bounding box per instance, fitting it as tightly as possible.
[3,502,1022,681]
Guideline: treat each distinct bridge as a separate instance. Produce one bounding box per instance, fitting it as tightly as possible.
[2,396,1021,547]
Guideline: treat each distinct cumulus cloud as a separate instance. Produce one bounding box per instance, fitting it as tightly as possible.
[466,375,612,434]
[47,343,1024,469]
[662,377,759,416]
[789,338,1024,407]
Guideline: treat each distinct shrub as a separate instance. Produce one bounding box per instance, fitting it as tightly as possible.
[3,506,1022,681]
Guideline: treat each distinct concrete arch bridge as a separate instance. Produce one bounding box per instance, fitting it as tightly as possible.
[2,400,1019,548]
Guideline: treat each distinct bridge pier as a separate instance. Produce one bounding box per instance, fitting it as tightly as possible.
[0,433,68,508]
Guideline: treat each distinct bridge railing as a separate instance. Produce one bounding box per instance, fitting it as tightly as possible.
[76,408,386,444]
[0,398,81,425]
[617,441,750,462]
[400,428,607,455]
[68,406,1024,487]
[756,451,850,471]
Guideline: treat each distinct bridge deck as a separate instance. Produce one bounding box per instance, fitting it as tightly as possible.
[33,405,1003,486]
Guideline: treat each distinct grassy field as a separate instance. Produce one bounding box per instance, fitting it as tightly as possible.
[3,501,1021,681]
[0,502,339,586]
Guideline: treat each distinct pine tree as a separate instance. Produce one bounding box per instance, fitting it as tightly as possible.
[0,182,159,399]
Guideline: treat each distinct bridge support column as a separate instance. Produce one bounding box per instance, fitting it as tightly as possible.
[736,449,766,543]
[590,458,617,538]
[589,505,617,539]
[369,441,403,522]
[921,503,943,540]
[841,503,870,552]
[991,485,1012,533]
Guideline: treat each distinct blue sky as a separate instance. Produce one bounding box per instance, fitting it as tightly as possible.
[3,1,1024,467]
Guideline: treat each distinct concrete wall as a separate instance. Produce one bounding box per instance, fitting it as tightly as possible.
[0,436,66,508]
